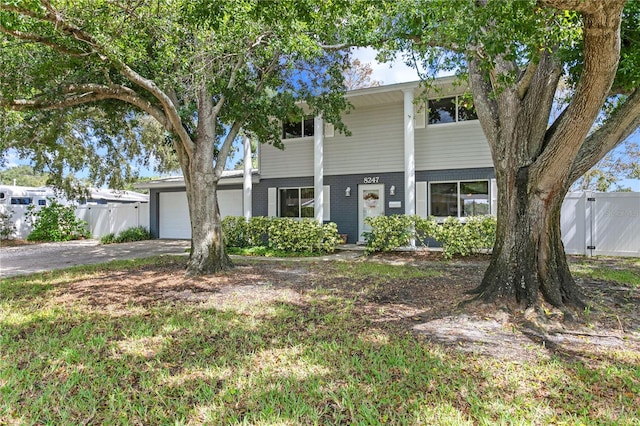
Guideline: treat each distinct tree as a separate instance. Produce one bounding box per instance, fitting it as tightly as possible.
[0,1,372,274]
[0,165,48,187]
[387,0,640,312]
[343,58,383,90]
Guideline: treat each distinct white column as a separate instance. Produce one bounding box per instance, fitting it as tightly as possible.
[403,89,416,216]
[314,115,324,223]
[243,135,252,221]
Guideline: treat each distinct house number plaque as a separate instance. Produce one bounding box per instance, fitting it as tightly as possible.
[363,176,380,184]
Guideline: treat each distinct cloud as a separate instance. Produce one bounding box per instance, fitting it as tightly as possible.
[350,47,421,85]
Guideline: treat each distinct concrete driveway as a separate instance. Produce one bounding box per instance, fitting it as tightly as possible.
[0,239,190,278]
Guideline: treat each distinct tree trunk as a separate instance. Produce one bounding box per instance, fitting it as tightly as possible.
[470,166,585,310]
[184,174,232,275]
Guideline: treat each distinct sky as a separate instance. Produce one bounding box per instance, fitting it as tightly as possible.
[2,46,639,191]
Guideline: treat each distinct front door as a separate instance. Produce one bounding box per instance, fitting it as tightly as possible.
[358,184,385,242]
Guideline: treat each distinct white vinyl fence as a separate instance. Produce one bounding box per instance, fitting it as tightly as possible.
[561,192,640,257]
[75,203,149,238]
[1,202,149,240]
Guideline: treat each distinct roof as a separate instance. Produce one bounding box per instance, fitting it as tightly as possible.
[0,184,148,202]
[135,169,260,190]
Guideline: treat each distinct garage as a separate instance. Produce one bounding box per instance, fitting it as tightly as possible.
[159,189,243,239]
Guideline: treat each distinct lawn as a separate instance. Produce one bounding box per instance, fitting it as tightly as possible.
[1,253,639,425]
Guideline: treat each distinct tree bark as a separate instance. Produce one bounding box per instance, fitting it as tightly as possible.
[469,165,584,310]
[184,176,232,276]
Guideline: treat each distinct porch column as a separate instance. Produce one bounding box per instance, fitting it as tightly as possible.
[403,88,416,216]
[314,115,324,223]
[243,135,252,221]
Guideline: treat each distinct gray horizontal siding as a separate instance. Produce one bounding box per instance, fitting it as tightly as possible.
[324,104,404,175]
[416,120,493,170]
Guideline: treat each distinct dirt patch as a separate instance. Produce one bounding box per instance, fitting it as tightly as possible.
[46,254,640,362]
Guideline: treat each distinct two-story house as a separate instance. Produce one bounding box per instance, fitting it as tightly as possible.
[139,77,496,243]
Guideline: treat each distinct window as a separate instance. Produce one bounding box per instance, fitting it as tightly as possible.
[10,197,32,205]
[430,181,489,217]
[279,187,314,218]
[38,199,47,206]
[282,116,314,139]
[428,96,477,125]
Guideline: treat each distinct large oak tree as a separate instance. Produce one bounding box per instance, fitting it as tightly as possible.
[0,0,375,274]
[389,0,640,311]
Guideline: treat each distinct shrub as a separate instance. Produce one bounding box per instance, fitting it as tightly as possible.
[362,215,416,255]
[222,216,341,255]
[0,209,16,240]
[100,226,151,244]
[114,226,151,243]
[363,214,496,259]
[100,233,117,244]
[434,216,496,259]
[26,199,90,242]
[222,216,248,248]
[268,218,341,254]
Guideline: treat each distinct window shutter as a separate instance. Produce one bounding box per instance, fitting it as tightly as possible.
[268,187,277,217]
[490,179,498,216]
[416,181,428,217]
[414,102,426,129]
[324,123,334,138]
[322,185,331,221]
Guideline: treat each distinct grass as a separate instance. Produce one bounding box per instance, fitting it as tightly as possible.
[1,257,639,425]
[571,257,640,288]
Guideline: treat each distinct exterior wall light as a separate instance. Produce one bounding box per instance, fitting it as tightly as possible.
[345,187,351,197]
[389,185,396,196]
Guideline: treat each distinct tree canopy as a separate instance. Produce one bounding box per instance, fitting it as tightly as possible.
[0,0,380,273]
[383,0,640,310]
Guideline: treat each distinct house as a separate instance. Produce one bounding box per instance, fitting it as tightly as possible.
[0,185,149,239]
[138,77,496,243]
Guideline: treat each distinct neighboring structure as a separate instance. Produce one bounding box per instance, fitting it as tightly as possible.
[0,185,149,239]
[138,78,497,243]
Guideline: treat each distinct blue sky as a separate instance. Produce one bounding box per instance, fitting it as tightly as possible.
[2,46,639,191]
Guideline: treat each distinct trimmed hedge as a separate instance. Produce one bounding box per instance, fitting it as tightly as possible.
[363,214,496,258]
[100,226,152,244]
[222,216,341,255]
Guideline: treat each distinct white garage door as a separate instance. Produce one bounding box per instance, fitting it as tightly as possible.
[159,192,190,239]
[159,190,243,239]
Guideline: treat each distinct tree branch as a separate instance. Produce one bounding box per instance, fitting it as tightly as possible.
[531,1,626,190]
[0,26,89,57]
[568,89,640,185]
[2,2,195,157]
[2,83,169,129]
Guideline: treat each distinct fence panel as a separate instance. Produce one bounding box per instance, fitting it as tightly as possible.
[591,193,640,257]
[561,193,587,255]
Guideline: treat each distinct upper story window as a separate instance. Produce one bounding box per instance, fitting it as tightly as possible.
[282,116,314,139]
[430,180,489,217]
[428,96,477,125]
[279,187,314,218]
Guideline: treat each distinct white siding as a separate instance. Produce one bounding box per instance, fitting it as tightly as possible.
[325,104,404,175]
[415,120,493,170]
[260,139,314,178]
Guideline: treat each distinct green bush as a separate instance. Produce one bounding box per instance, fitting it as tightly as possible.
[222,216,341,255]
[100,226,151,244]
[26,199,90,242]
[115,226,151,243]
[100,233,117,244]
[362,215,416,255]
[363,214,496,259]
[222,216,248,248]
